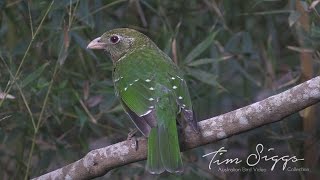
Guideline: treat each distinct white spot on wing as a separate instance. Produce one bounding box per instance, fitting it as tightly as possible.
[149,98,154,101]
[171,77,175,80]
[178,96,183,99]
[134,79,139,82]
[149,106,154,109]
[173,86,177,89]
[149,87,154,90]
[140,110,152,117]
[145,79,151,82]
[129,83,133,86]
[176,75,184,81]
[118,54,127,61]
[124,87,128,91]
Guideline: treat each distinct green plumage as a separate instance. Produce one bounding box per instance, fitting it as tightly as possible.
[87,28,198,174]
[113,45,186,173]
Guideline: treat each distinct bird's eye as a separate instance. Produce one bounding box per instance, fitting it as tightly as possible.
[110,35,120,44]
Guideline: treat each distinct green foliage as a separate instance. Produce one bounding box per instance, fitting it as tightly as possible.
[0,0,319,179]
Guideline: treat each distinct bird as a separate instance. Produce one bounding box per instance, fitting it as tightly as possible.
[87,28,198,174]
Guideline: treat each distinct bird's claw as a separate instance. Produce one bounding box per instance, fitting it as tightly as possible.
[127,129,138,151]
[127,129,138,140]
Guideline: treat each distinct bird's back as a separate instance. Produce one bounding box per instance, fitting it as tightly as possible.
[113,46,194,135]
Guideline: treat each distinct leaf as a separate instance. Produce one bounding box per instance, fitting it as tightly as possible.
[20,62,50,88]
[187,57,228,67]
[233,61,261,87]
[76,0,94,28]
[187,58,215,66]
[241,32,253,54]
[185,30,219,63]
[0,92,15,100]
[58,24,70,66]
[74,106,87,131]
[287,46,314,53]
[310,24,320,38]
[107,103,124,113]
[288,11,300,27]
[72,32,97,59]
[85,95,103,108]
[225,32,242,53]
[83,81,90,101]
[37,77,50,89]
[186,68,226,91]
[225,32,254,54]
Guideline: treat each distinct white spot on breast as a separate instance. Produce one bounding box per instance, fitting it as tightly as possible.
[140,110,152,117]
[149,87,154,90]
[171,77,175,80]
[145,79,151,82]
[149,98,154,101]
[173,86,177,89]
[178,96,183,99]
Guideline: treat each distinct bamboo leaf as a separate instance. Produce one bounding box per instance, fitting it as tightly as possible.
[187,58,215,66]
[187,55,233,67]
[74,106,88,131]
[20,62,50,88]
[0,92,15,100]
[185,30,219,63]
[186,68,226,91]
[288,11,300,27]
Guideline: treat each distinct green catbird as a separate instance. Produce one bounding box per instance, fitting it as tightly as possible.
[87,28,198,174]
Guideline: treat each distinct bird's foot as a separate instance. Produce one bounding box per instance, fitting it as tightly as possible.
[127,129,138,140]
[127,129,138,151]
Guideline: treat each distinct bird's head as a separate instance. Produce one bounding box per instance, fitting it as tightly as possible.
[87,28,153,62]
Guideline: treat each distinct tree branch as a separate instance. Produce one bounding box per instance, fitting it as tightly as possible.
[32,76,320,180]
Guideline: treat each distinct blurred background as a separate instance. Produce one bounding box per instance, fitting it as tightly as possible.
[0,0,319,179]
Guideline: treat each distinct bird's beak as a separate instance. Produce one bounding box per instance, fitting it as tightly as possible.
[87,37,106,49]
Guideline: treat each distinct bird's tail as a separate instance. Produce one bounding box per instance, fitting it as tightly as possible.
[146,86,183,174]
[146,128,164,174]
[146,125,183,174]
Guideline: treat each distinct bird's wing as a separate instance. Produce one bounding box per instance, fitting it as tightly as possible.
[171,73,199,132]
[113,48,164,136]
[113,48,198,136]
